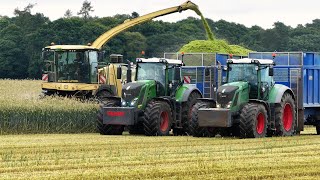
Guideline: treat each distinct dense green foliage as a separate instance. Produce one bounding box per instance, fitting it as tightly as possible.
[0,4,319,79]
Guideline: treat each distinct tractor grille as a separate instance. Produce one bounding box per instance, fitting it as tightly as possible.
[217,86,238,107]
[122,82,144,102]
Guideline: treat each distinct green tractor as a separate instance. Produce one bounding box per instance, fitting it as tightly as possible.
[191,58,299,138]
[97,58,203,136]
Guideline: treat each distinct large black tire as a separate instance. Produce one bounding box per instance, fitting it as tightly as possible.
[191,102,217,137]
[128,119,145,135]
[143,101,172,136]
[97,100,124,135]
[316,125,320,135]
[275,93,296,136]
[239,103,268,138]
[182,92,202,135]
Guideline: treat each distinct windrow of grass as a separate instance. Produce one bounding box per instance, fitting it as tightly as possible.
[0,129,318,179]
[0,79,99,134]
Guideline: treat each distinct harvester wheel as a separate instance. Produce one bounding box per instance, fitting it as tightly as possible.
[239,103,267,138]
[144,101,172,136]
[275,93,296,136]
[97,100,124,135]
[316,125,320,135]
[191,102,217,137]
[182,92,202,135]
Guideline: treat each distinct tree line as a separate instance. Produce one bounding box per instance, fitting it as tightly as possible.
[0,1,319,79]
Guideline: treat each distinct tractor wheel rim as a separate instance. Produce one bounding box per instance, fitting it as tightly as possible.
[283,103,293,131]
[256,112,265,134]
[160,111,169,132]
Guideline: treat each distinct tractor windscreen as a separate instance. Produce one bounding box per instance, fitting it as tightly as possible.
[137,63,166,85]
[55,50,98,83]
[228,64,257,84]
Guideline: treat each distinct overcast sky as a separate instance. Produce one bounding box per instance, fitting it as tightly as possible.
[0,0,319,29]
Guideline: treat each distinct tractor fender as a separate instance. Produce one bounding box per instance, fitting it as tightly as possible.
[176,84,202,102]
[93,84,117,96]
[268,84,295,104]
[152,97,174,109]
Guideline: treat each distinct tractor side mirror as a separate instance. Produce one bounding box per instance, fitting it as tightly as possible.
[117,66,122,79]
[269,67,274,76]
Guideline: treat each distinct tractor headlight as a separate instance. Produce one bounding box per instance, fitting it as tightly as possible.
[226,101,232,109]
[121,99,126,106]
[216,103,221,108]
[130,98,138,106]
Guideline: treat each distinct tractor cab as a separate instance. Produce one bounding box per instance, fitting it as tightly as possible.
[120,58,183,108]
[218,58,275,108]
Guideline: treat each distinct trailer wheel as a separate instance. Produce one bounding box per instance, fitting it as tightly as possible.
[239,103,267,138]
[275,93,296,136]
[97,100,124,135]
[316,125,320,135]
[191,102,217,137]
[182,92,202,135]
[144,101,172,136]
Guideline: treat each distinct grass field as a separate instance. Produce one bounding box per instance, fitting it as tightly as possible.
[0,79,98,134]
[0,127,319,179]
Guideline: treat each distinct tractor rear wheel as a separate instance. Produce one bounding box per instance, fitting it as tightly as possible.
[97,100,124,135]
[143,101,172,136]
[182,92,202,135]
[316,125,320,135]
[191,102,217,137]
[275,93,296,136]
[239,103,267,138]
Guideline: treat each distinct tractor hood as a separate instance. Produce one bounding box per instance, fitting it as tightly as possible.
[217,81,248,107]
[121,80,154,105]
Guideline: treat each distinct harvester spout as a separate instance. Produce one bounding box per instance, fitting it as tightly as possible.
[178,1,201,16]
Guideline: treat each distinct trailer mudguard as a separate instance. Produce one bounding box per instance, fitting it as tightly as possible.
[175,84,202,102]
[268,84,295,104]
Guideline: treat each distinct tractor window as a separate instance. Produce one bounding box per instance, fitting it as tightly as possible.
[137,63,166,85]
[260,66,273,86]
[228,64,257,85]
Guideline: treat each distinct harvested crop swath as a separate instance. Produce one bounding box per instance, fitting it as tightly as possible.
[0,128,318,179]
[0,79,98,134]
[180,40,252,56]
[180,17,252,56]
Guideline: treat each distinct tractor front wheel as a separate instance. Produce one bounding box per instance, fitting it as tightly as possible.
[143,101,172,136]
[97,100,124,135]
[275,93,296,136]
[191,102,217,137]
[239,103,267,138]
